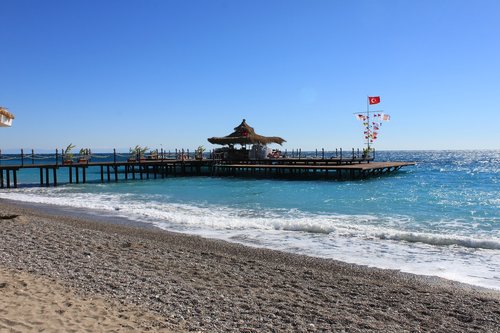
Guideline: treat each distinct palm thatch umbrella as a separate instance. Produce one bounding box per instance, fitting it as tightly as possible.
[0,106,15,127]
[208,119,286,146]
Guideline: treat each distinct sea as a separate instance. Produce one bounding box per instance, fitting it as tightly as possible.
[0,150,499,290]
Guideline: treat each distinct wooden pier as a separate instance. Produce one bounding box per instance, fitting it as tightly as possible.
[0,152,415,188]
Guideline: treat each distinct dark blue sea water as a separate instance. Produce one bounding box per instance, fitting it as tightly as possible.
[1,150,499,289]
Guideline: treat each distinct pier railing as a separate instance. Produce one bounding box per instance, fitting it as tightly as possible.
[0,148,375,166]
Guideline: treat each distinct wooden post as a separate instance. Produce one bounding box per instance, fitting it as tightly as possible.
[75,167,79,184]
[13,170,17,188]
[322,148,325,160]
[21,149,24,166]
[113,148,117,164]
[83,167,86,183]
[114,165,118,182]
[107,165,111,182]
[125,165,128,180]
[32,149,35,165]
[132,165,136,180]
[56,149,59,166]
[100,166,104,183]
[140,166,144,180]
[6,170,10,188]
[0,169,3,188]
[69,167,73,183]
[39,168,43,186]
[45,167,49,187]
[53,168,57,186]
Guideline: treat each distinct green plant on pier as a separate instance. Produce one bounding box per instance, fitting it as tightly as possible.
[64,143,76,162]
[129,145,149,159]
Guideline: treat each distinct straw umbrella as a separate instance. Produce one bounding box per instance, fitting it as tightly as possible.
[0,107,15,127]
[207,119,286,146]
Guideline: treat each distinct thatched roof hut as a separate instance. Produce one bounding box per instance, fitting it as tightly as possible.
[0,106,15,127]
[0,107,14,119]
[208,119,286,146]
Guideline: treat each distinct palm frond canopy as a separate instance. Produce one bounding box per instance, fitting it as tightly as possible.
[208,119,286,146]
[0,107,15,119]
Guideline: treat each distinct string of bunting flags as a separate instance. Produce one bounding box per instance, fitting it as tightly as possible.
[354,96,391,144]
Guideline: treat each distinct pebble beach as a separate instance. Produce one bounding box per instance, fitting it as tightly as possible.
[1,199,499,332]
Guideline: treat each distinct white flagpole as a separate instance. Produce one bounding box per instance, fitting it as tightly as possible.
[366,96,371,151]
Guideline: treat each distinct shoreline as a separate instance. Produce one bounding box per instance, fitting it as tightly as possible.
[1,199,500,331]
[3,196,498,292]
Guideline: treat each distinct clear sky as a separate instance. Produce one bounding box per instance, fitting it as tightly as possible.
[1,0,499,152]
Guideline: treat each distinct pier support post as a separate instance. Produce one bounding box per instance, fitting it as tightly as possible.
[0,169,3,188]
[69,167,73,184]
[40,168,44,186]
[13,170,17,188]
[82,167,86,183]
[6,170,10,188]
[114,166,118,182]
[107,166,111,182]
[45,168,50,187]
[53,168,57,186]
[100,166,104,183]
[75,167,79,184]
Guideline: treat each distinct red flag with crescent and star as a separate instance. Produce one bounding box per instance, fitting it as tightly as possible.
[369,96,380,105]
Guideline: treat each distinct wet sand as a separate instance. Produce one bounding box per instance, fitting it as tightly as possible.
[1,199,499,332]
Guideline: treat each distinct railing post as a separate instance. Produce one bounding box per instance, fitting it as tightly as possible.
[340,148,342,160]
[161,148,164,162]
[299,149,301,159]
[113,148,117,164]
[0,149,2,166]
[322,148,324,159]
[352,148,355,159]
[32,149,35,165]
[21,149,24,166]
[56,149,59,166]
[315,149,318,158]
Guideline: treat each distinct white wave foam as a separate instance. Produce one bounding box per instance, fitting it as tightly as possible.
[2,189,498,251]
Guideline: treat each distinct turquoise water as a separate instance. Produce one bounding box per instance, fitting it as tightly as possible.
[1,150,499,289]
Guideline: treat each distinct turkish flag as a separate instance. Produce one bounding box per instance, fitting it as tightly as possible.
[369,96,380,105]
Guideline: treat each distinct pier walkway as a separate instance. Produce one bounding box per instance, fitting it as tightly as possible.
[0,151,415,188]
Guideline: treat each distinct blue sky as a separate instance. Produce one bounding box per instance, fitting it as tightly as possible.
[1,0,499,152]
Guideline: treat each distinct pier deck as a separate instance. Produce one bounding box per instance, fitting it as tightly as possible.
[0,158,415,188]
